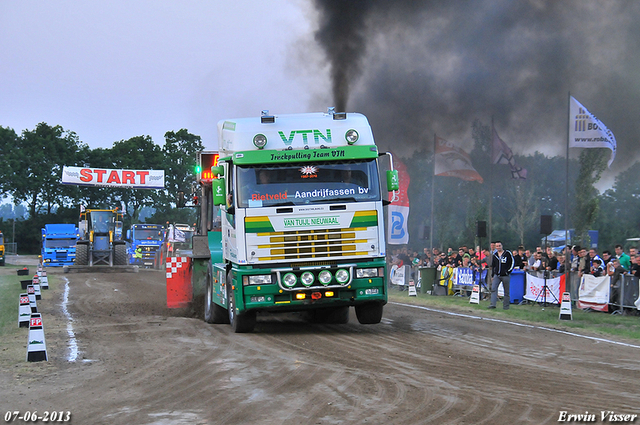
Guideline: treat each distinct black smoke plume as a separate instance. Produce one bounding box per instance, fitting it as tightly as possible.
[310,0,640,177]
[313,0,373,112]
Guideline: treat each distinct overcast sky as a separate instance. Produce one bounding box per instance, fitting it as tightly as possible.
[2,1,639,189]
[1,1,319,151]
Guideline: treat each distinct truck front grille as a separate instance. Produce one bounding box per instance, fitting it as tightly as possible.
[247,227,378,262]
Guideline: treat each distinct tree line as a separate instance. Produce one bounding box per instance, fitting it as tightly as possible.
[1,119,639,255]
[402,120,640,253]
[0,123,203,253]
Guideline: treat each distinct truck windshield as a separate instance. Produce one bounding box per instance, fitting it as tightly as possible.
[91,211,114,233]
[44,238,77,249]
[236,159,381,208]
[135,229,164,240]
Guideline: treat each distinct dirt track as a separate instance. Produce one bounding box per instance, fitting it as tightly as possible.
[2,265,640,424]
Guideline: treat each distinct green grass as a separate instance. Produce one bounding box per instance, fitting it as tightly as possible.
[0,267,29,337]
[389,288,640,341]
[0,262,35,366]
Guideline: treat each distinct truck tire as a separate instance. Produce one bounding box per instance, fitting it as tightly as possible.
[355,303,384,324]
[204,266,229,324]
[227,273,256,333]
[114,244,127,265]
[76,244,89,265]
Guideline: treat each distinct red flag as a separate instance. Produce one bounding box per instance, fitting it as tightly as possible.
[434,136,483,183]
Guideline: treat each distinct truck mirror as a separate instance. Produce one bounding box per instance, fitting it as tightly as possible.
[212,178,226,206]
[386,170,399,191]
[126,230,131,241]
[211,165,224,177]
[177,191,186,208]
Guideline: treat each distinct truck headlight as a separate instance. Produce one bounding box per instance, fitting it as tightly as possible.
[345,129,359,144]
[318,270,332,285]
[248,274,272,285]
[301,271,314,287]
[253,134,267,149]
[335,268,349,284]
[356,268,378,278]
[283,272,297,288]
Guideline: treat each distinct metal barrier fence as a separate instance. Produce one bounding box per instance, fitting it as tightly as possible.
[4,242,17,255]
[610,274,640,312]
[527,271,639,311]
[390,266,639,312]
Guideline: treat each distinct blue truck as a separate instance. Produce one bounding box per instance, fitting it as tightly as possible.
[127,224,165,268]
[41,224,79,267]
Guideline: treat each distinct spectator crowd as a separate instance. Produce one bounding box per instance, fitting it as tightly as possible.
[388,242,640,307]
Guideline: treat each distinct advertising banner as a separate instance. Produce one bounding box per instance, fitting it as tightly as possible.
[387,157,410,245]
[455,267,475,286]
[524,273,565,304]
[569,96,617,167]
[577,274,610,312]
[61,166,165,189]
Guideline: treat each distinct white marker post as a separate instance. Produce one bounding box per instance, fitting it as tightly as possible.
[559,292,573,320]
[27,313,48,362]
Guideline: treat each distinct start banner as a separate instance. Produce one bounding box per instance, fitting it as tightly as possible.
[61,166,164,189]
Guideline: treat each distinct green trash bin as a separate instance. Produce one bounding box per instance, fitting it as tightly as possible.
[419,267,436,294]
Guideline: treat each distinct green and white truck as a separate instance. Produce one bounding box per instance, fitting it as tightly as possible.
[171,109,398,332]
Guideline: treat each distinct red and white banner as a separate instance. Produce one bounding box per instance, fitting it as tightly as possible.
[577,274,610,312]
[524,273,566,304]
[434,136,483,183]
[61,166,165,189]
[388,157,410,245]
[166,256,192,308]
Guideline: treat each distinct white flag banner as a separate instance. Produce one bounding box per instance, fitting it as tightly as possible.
[387,205,409,245]
[569,96,617,167]
[578,275,610,305]
[389,264,406,286]
[171,227,186,243]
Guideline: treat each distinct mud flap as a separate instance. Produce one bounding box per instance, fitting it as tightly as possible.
[166,256,193,308]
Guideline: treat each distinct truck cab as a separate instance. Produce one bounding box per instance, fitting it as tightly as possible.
[41,224,79,267]
[127,224,165,268]
[179,109,398,332]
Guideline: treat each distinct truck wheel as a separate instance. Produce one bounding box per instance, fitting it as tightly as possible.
[227,273,256,333]
[204,266,229,324]
[114,244,127,265]
[76,244,89,265]
[355,303,384,324]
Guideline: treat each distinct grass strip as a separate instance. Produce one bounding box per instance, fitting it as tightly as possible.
[389,289,640,341]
